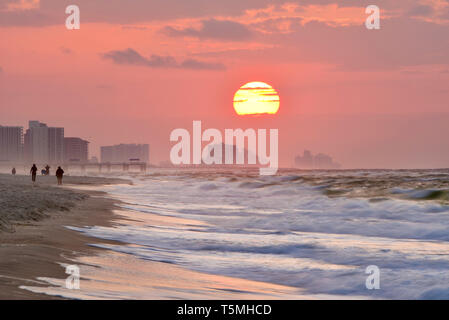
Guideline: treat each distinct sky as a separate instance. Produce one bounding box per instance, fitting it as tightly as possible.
[0,0,448,168]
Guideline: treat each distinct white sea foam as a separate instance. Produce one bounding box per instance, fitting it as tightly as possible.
[69,169,449,299]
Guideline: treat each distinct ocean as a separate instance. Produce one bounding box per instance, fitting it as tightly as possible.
[25,168,449,299]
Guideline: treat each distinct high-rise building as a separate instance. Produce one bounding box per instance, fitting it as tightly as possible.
[101,144,149,163]
[48,127,64,162]
[24,121,64,163]
[64,137,89,163]
[0,125,23,162]
[25,121,48,163]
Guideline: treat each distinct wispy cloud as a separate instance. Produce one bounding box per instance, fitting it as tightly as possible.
[60,46,72,55]
[101,48,225,70]
[179,58,226,70]
[0,0,272,26]
[163,18,253,41]
[3,0,39,11]
[102,48,177,67]
[406,0,449,24]
[408,5,434,17]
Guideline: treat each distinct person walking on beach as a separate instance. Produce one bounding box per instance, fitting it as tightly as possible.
[30,164,37,184]
[56,166,64,185]
[12,167,16,175]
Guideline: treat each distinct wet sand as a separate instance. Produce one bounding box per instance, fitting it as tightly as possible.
[0,190,123,299]
[19,207,317,300]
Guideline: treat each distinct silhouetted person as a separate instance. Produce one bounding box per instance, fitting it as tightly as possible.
[56,166,64,185]
[41,168,46,175]
[12,168,16,175]
[45,165,50,175]
[30,164,37,183]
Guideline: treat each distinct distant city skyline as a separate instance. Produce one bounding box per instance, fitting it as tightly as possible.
[0,120,150,165]
[2,113,449,169]
[295,150,341,170]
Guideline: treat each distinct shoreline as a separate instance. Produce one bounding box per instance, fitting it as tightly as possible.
[0,188,124,299]
[0,175,310,300]
[0,173,130,299]
[7,170,446,299]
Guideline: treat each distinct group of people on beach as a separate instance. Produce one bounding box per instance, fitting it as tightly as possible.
[12,165,65,185]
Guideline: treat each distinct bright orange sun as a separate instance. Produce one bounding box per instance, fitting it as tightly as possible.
[233,81,280,115]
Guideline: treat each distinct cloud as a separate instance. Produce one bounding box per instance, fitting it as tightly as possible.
[0,0,273,26]
[248,16,449,71]
[102,48,225,70]
[400,70,425,75]
[60,46,72,54]
[163,19,253,41]
[1,0,40,11]
[121,25,149,30]
[0,0,444,28]
[180,59,226,70]
[440,7,449,19]
[102,48,177,67]
[0,7,55,26]
[408,5,434,17]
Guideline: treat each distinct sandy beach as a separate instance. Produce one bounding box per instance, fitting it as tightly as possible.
[0,174,131,299]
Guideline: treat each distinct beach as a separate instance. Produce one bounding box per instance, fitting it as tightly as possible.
[0,174,129,299]
[1,169,449,299]
[0,173,309,299]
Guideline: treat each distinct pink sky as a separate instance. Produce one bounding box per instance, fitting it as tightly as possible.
[1,0,448,168]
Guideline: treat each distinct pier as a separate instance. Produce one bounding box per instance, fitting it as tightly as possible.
[0,162,147,173]
[63,162,147,173]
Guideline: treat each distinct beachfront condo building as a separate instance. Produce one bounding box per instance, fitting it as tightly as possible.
[64,137,89,163]
[101,143,149,163]
[24,121,64,163]
[0,125,23,163]
[48,127,65,163]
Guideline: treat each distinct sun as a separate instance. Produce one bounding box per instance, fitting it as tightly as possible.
[233,81,280,115]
